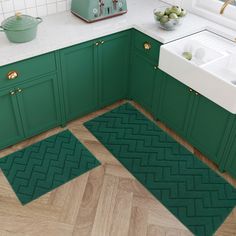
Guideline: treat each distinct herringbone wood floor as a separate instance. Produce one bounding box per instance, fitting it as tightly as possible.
[0,100,235,236]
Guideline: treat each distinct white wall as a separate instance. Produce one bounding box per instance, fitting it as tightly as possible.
[0,0,72,22]
[161,0,183,6]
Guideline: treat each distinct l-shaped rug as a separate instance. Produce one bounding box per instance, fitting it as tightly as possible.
[84,102,236,236]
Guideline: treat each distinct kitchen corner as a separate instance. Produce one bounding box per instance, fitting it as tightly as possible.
[0,0,236,235]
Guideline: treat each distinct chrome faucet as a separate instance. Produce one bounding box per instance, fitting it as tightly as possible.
[220,0,235,14]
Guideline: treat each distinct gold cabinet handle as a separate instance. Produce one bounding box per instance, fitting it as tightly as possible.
[143,42,152,50]
[95,41,104,46]
[189,88,199,95]
[9,90,15,95]
[16,88,22,93]
[7,71,18,80]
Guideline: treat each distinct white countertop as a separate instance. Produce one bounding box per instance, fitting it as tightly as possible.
[0,0,236,66]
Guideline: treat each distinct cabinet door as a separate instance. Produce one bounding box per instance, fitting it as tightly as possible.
[99,31,130,107]
[153,69,165,119]
[187,95,233,165]
[0,88,24,149]
[130,52,156,114]
[16,75,61,138]
[158,74,193,137]
[60,41,98,121]
[225,133,236,179]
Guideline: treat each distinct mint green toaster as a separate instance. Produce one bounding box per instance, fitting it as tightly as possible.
[71,0,127,22]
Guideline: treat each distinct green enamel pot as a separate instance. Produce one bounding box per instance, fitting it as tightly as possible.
[0,13,43,43]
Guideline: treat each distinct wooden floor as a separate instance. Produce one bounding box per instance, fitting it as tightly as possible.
[0,100,235,236]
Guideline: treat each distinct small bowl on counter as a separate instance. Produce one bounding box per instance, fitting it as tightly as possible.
[154,6,187,31]
[0,12,43,43]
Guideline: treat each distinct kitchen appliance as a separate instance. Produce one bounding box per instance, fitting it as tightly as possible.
[0,13,42,43]
[71,0,127,23]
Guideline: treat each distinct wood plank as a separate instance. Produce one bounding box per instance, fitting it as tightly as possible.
[0,215,73,235]
[59,172,89,224]
[128,206,148,236]
[72,166,105,236]
[215,208,236,236]
[109,189,133,236]
[118,178,152,199]
[90,174,119,236]
[132,196,189,231]
[147,224,165,236]
[0,200,61,222]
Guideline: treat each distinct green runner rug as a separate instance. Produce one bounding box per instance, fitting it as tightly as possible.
[0,130,100,205]
[85,103,236,236]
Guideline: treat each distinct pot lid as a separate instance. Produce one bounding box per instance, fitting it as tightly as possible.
[1,13,40,31]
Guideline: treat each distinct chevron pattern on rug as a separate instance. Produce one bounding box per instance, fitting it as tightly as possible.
[0,130,100,205]
[85,103,236,236]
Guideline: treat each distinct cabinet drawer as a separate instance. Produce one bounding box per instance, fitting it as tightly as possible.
[0,52,56,87]
[134,30,162,62]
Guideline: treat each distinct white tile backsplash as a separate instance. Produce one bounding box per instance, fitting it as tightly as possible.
[0,0,72,19]
[57,1,67,12]
[161,0,183,6]
[0,0,183,22]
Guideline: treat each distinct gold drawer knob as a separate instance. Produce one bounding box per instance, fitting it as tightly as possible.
[7,71,18,80]
[143,42,152,50]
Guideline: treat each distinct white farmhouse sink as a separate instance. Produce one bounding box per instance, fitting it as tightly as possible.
[203,54,236,84]
[159,31,236,114]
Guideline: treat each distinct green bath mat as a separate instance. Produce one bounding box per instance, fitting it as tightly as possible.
[0,130,100,205]
[85,103,236,236]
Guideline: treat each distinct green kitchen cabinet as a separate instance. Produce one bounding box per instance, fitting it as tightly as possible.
[1,28,235,179]
[98,31,131,107]
[225,150,236,179]
[60,30,131,121]
[129,52,157,114]
[132,30,161,62]
[60,40,98,122]
[129,30,162,115]
[0,88,24,149]
[219,117,236,178]
[0,53,56,88]
[0,51,60,150]
[224,128,236,178]
[16,75,61,137]
[157,72,233,168]
[187,94,233,165]
[157,73,193,137]
[0,73,61,150]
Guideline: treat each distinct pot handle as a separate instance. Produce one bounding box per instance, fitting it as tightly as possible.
[36,17,43,24]
[0,26,4,32]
